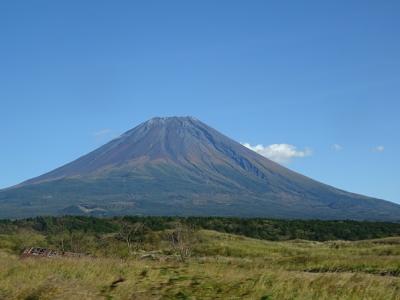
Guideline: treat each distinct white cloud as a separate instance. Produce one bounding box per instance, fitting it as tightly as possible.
[373,145,385,152]
[92,128,120,143]
[93,129,112,137]
[242,143,312,164]
[333,144,343,151]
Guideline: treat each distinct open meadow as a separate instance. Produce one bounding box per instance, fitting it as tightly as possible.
[0,217,400,299]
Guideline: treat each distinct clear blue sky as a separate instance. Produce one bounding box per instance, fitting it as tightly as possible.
[1,1,399,204]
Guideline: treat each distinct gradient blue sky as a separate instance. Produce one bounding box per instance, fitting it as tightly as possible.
[1,1,399,204]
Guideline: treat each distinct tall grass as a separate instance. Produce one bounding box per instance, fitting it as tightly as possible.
[1,230,400,299]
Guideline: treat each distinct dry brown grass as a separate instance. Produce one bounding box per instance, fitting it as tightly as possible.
[1,230,400,299]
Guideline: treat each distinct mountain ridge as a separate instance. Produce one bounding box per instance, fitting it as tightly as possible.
[1,116,399,220]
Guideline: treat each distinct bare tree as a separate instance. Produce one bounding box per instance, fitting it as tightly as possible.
[169,223,194,262]
[117,221,144,255]
[55,218,68,252]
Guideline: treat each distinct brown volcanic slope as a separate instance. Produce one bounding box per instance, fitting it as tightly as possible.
[1,116,399,220]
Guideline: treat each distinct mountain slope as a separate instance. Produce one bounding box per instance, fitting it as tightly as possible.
[1,116,399,220]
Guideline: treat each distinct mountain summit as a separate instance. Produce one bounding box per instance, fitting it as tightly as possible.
[1,116,399,220]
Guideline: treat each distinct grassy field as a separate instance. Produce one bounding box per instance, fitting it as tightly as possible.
[1,227,400,299]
